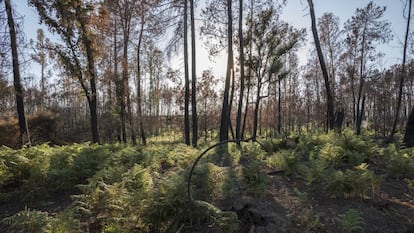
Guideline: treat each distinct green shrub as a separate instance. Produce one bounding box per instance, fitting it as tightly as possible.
[324,163,380,198]
[122,165,153,195]
[262,138,286,152]
[242,143,267,161]
[266,150,299,175]
[340,130,374,165]
[337,209,364,232]
[404,178,414,194]
[73,180,127,232]
[241,160,267,197]
[115,146,151,168]
[320,143,344,166]
[192,163,234,201]
[0,146,30,187]
[192,200,239,233]
[49,209,81,233]
[165,143,199,168]
[1,208,51,233]
[72,144,113,182]
[383,144,414,178]
[143,171,189,232]
[298,158,331,185]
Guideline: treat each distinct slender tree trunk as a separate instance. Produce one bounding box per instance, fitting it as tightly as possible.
[404,106,414,146]
[219,0,233,143]
[252,81,261,140]
[242,1,253,139]
[40,60,45,110]
[236,0,245,143]
[307,0,335,130]
[76,8,100,143]
[356,19,368,135]
[278,77,282,134]
[393,0,412,140]
[114,17,126,143]
[204,100,208,141]
[241,80,250,139]
[137,17,146,145]
[190,0,198,147]
[120,81,126,142]
[228,65,235,139]
[183,0,191,145]
[80,21,100,143]
[5,0,30,147]
[123,27,136,145]
[113,19,122,142]
[356,94,366,135]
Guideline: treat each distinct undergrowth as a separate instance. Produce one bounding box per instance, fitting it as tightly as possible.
[264,130,382,199]
[0,140,268,232]
[0,129,413,232]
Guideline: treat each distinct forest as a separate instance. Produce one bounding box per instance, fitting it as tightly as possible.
[0,0,413,232]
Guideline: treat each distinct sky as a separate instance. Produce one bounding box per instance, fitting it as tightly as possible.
[12,0,411,83]
[282,0,408,68]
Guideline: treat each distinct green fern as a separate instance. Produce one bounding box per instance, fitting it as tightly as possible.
[1,208,51,233]
[338,209,364,232]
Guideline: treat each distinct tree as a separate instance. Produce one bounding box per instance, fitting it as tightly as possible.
[394,0,412,140]
[247,7,302,139]
[219,0,234,143]
[30,28,51,110]
[190,0,198,147]
[146,42,164,134]
[29,0,100,143]
[198,69,218,141]
[4,0,30,146]
[184,0,191,145]
[318,13,342,117]
[307,0,335,130]
[403,0,414,146]
[235,0,245,143]
[344,1,392,135]
[107,0,138,144]
[135,0,168,144]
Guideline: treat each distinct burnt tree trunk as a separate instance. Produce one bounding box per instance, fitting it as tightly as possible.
[308,0,335,130]
[219,0,233,143]
[236,0,245,143]
[391,0,412,140]
[190,0,198,147]
[137,16,146,145]
[183,0,191,145]
[78,7,100,143]
[404,106,414,146]
[5,0,30,146]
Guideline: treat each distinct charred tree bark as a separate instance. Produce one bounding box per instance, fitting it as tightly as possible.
[392,0,412,140]
[183,0,191,145]
[219,0,233,143]
[190,0,198,147]
[5,0,30,146]
[307,0,335,130]
[137,16,146,145]
[278,77,282,134]
[78,7,100,143]
[404,106,414,146]
[236,0,245,144]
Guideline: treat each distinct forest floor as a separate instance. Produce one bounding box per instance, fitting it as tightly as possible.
[1,160,412,233]
[0,132,414,233]
[219,163,414,233]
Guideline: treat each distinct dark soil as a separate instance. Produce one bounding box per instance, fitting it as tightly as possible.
[216,161,414,233]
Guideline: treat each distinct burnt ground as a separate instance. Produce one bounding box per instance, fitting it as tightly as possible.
[218,163,414,233]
